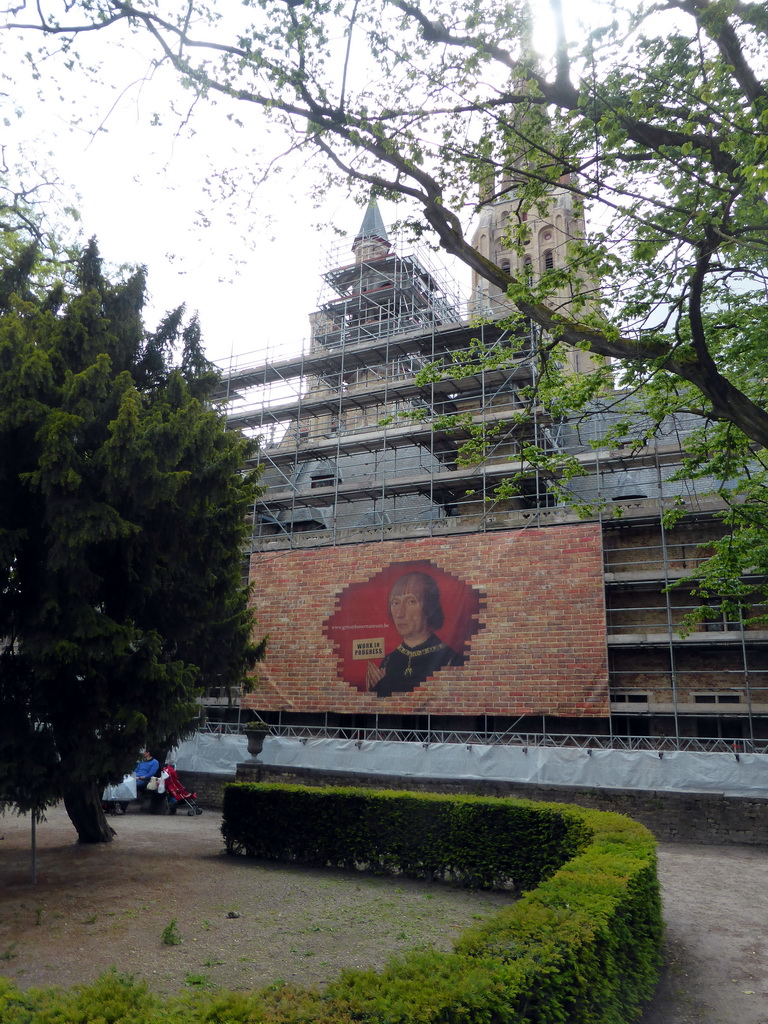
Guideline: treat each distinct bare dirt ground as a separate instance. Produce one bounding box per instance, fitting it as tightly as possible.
[0,803,509,998]
[1,803,767,1022]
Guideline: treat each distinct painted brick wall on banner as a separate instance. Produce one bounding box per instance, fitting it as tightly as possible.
[242,526,609,717]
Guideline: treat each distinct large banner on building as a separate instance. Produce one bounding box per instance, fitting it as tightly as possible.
[244,526,609,717]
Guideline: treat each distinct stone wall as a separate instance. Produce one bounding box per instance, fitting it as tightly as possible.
[211,763,768,846]
[177,770,233,809]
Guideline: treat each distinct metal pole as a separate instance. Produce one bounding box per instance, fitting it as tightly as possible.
[30,813,37,885]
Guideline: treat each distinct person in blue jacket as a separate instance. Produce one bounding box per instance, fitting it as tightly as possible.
[134,750,159,791]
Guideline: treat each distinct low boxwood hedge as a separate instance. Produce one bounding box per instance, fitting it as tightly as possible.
[221,784,662,1023]
[0,784,662,1023]
[221,783,591,891]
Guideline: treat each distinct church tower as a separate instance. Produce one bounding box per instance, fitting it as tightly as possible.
[470,31,596,375]
[470,173,596,375]
[309,198,455,355]
[471,174,587,312]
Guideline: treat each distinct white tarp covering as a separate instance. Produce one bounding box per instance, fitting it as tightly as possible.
[167,733,767,797]
[260,737,768,798]
[169,732,249,774]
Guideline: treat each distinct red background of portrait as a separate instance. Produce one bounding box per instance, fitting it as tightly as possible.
[322,559,485,691]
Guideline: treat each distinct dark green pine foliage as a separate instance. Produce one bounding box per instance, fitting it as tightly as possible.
[0,238,262,841]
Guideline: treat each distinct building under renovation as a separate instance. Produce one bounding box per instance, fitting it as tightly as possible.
[206,193,768,794]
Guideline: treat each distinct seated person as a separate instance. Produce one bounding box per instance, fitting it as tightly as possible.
[134,749,159,791]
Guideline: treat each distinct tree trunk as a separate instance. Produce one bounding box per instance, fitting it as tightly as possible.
[62,780,116,843]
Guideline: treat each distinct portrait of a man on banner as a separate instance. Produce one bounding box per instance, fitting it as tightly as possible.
[323,560,485,697]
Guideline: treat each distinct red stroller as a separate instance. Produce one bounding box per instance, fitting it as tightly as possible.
[163,764,203,816]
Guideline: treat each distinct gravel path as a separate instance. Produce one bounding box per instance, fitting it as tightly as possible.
[639,843,768,1024]
[1,802,767,1021]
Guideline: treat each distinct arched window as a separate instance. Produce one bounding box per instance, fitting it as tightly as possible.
[523,257,533,282]
[543,250,554,271]
[500,259,510,274]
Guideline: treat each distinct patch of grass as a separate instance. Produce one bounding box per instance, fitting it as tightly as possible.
[200,919,212,931]
[202,958,225,967]
[83,913,98,925]
[34,908,45,926]
[184,972,214,990]
[0,943,18,961]
[161,919,182,946]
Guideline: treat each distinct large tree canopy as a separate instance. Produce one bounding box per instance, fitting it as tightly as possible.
[2,0,767,608]
[0,235,261,842]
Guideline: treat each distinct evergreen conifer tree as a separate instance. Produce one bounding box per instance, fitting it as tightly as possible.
[0,237,262,842]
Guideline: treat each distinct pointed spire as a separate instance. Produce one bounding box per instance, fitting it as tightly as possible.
[356,200,389,244]
[352,199,391,263]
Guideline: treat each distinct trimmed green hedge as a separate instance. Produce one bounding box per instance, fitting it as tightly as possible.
[0,784,662,1023]
[221,784,662,1023]
[221,783,591,891]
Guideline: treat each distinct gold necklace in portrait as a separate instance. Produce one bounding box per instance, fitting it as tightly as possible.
[396,641,446,677]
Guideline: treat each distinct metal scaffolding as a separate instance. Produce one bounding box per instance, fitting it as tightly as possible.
[211,233,768,753]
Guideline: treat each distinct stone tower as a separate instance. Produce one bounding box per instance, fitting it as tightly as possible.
[470,172,595,375]
[469,26,597,375]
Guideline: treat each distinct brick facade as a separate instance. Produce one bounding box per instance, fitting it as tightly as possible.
[242,525,609,717]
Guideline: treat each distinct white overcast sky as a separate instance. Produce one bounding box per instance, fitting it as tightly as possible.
[1,2,603,368]
[4,51,364,368]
